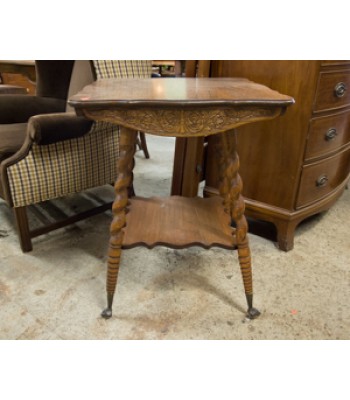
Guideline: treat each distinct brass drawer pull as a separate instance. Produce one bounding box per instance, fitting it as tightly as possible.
[325,128,338,141]
[334,82,347,98]
[316,175,329,187]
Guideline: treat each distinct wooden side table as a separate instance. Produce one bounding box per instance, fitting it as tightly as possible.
[69,78,294,320]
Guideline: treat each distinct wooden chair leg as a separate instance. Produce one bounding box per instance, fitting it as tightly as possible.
[13,206,33,252]
[139,132,150,159]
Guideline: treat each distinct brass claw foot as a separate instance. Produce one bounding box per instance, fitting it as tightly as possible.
[246,307,261,320]
[101,308,113,319]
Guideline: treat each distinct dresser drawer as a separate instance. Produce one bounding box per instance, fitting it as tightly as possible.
[296,146,350,208]
[321,61,350,67]
[313,70,350,112]
[305,109,350,160]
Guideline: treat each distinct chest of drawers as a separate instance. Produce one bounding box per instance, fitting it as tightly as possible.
[203,60,350,251]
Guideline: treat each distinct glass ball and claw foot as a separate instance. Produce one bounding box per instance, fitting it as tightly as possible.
[101,294,113,319]
[246,294,261,319]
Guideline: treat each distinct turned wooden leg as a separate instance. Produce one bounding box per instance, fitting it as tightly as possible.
[13,206,33,252]
[216,130,260,319]
[101,127,137,319]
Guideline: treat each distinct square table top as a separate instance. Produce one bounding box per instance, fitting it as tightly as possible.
[69,77,294,110]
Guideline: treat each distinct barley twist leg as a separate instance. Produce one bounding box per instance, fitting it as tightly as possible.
[101,127,137,319]
[216,130,260,319]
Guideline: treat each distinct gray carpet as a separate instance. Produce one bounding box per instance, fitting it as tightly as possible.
[0,134,349,339]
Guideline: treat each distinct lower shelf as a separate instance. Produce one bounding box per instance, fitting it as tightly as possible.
[122,196,236,250]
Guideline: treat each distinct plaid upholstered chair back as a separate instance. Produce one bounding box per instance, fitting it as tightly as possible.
[92,60,153,79]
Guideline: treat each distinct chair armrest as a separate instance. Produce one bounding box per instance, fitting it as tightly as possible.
[0,95,66,123]
[28,113,94,145]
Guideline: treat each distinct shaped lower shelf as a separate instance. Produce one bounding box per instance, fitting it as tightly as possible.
[122,196,237,250]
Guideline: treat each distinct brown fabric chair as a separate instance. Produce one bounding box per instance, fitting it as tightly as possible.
[0,60,152,252]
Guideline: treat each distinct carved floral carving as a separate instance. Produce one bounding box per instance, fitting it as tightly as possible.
[84,106,280,137]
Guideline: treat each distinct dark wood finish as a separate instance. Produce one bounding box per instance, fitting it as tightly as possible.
[0,60,36,81]
[30,202,113,237]
[171,137,187,195]
[204,60,350,251]
[13,202,113,253]
[13,207,32,252]
[171,136,205,196]
[138,132,150,159]
[171,61,211,197]
[0,60,36,94]
[69,77,293,320]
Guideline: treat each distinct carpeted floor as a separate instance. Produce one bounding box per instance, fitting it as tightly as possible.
[0,134,349,339]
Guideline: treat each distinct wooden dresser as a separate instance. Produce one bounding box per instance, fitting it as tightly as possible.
[0,60,36,94]
[203,60,350,251]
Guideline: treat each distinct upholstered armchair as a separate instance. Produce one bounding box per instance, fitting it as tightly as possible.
[0,60,153,252]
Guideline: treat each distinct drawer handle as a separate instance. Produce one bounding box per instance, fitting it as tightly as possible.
[334,82,347,98]
[316,175,329,187]
[325,128,338,141]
